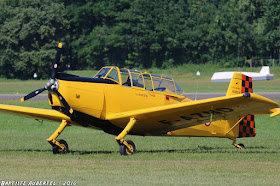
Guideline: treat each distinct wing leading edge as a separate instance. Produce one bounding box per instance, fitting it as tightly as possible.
[106,93,279,135]
[0,104,71,123]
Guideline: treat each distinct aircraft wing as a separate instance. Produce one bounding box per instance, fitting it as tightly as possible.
[0,104,71,123]
[106,93,279,135]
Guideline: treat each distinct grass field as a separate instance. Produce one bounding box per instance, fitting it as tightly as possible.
[1,64,280,185]
[0,100,280,185]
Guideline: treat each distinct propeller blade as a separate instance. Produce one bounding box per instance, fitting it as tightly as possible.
[51,43,63,79]
[53,89,73,115]
[21,87,46,102]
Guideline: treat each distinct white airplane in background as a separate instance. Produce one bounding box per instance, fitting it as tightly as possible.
[211,66,274,82]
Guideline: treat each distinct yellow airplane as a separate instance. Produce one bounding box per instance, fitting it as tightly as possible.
[0,43,280,155]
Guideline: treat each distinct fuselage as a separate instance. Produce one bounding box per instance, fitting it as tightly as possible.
[48,66,244,139]
[49,67,190,135]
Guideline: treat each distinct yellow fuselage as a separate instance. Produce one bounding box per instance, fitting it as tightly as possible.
[49,79,238,138]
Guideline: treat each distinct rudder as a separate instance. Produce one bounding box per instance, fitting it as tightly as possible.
[226,73,256,138]
[226,73,253,96]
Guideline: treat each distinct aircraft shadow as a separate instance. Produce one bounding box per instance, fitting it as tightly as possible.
[0,149,51,153]
[69,150,115,155]
[0,145,279,155]
[137,146,279,154]
[0,149,115,155]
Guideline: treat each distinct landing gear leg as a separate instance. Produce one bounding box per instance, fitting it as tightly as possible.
[231,138,245,149]
[47,119,69,154]
[115,118,136,155]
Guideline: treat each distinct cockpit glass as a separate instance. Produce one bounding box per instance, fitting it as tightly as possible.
[94,67,111,78]
[175,81,184,95]
[143,74,153,91]
[160,79,175,93]
[131,72,144,88]
[106,68,119,83]
[152,77,161,90]
[94,66,184,95]
[151,76,175,93]
[120,69,131,86]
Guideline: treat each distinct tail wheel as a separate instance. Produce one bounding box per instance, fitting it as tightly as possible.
[120,140,136,155]
[238,143,245,149]
[234,143,245,149]
[53,139,69,154]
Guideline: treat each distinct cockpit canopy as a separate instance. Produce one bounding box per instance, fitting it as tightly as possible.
[94,66,184,96]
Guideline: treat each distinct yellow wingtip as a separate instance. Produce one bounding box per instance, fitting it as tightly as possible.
[58,43,62,48]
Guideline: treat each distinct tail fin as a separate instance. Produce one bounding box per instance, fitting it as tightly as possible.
[226,73,253,96]
[260,66,270,75]
[226,73,256,138]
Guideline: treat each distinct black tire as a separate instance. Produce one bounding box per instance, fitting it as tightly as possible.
[238,143,245,149]
[52,146,59,154]
[52,139,69,154]
[120,140,136,155]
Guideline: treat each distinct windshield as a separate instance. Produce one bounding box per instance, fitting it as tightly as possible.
[94,67,111,78]
[106,68,120,83]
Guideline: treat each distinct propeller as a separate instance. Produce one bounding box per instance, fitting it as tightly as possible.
[21,43,73,116]
[51,43,62,79]
[52,88,73,114]
[21,87,46,102]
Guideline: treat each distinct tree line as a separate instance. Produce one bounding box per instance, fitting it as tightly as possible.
[0,0,280,79]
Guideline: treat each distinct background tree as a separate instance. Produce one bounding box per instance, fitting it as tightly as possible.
[1,0,280,79]
[0,0,69,79]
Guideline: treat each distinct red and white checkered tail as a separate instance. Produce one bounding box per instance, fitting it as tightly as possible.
[226,73,256,138]
[238,115,256,138]
[239,74,256,138]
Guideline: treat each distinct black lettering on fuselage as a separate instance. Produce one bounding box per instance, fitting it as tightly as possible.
[215,108,234,112]
[208,110,222,115]
[180,116,193,120]
[158,107,234,125]
[191,113,208,118]
[158,120,172,125]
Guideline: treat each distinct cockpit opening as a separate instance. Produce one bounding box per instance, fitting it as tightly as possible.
[94,66,185,96]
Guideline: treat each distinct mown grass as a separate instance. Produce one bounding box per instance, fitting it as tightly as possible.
[0,81,46,94]
[0,64,280,185]
[0,100,280,185]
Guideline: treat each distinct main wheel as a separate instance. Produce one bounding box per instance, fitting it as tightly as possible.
[120,140,136,155]
[52,139,69,154]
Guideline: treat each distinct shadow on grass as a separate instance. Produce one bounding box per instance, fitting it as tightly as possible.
[1,145,279,155]
[0,149,51,153]
[0,149,115,155]
[69,150,115,155]
[137,145,280,154]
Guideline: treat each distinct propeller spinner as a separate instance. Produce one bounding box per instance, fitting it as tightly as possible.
[21,43,73,116]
